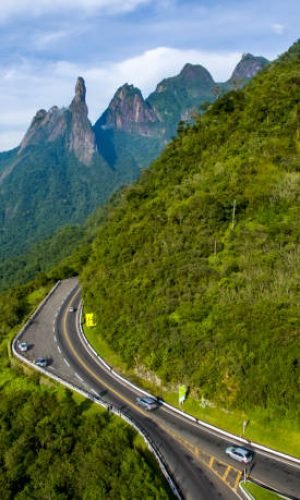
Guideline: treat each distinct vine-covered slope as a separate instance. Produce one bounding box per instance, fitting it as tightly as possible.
[82,41,300,418]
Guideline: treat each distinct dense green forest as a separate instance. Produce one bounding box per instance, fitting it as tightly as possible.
[0,277,171,498]
[82,41,300,420]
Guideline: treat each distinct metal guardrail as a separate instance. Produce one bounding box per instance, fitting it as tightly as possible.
[78,303,300,467]
[12,281,182,500]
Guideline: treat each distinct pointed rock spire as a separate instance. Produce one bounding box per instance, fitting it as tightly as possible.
[74,76,86,103]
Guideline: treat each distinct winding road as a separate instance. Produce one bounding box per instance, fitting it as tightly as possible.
[13,278,300,500]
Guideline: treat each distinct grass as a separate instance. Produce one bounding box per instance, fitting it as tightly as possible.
[27,285,52,306]
[84,325,300,458]
[241,480,282,499]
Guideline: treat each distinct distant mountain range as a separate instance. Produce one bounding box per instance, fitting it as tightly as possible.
[0,53,268,259]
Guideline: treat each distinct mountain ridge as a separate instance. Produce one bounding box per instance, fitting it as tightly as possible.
[0,53,268,260]
[81,40,300,419]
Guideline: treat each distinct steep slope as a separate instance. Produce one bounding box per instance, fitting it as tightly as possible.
[0,55,268,261]
[94,55,268,170]
[19,77,96,166]
[0,79,140,259]
[227,52,269,86]
[82,41,300,418]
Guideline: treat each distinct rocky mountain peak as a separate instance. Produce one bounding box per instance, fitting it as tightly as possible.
[179,63,214,85]
[73,76,86,103]
[19,77,96,165]
[96,83,160,136]
[229,53,269,85]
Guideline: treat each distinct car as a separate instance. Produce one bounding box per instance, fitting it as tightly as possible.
[225,446,254,464]
[34,357,49,368]
[136,396,159,411]
[69,306,75,312]
[18,341,29,352]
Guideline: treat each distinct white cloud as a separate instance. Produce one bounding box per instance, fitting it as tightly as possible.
[271,23,285,35]
[0,47,242,151]
[0,0,151,22]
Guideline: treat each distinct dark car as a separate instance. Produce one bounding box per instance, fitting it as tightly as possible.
[136,396,159,411]
[34,357,49,368]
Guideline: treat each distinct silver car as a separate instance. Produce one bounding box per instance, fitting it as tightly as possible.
[136,396,159,411]
[225,446,254,464]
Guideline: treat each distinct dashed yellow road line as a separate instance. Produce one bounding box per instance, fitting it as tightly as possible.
[62,290,148,418]
[234,470,242,491]
[223,465,231,481]
[63,290,243,496]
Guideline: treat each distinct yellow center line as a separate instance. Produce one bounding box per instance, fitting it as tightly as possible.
[62,290,148,418]
[223,465,231,481]
[233,471,242,491]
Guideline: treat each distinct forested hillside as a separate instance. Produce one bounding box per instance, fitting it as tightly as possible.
[82,41,300,420]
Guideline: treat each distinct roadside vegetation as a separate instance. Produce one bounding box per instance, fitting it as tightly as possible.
[0,279,171,498]
[241,480,282,499]
[1,40,300,496]
[81,41,300,452]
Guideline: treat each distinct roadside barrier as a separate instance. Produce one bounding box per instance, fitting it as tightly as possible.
[78,303,300,467]
[12,282,182,500]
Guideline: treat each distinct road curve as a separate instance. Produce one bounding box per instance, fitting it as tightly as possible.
[14,279,300,500]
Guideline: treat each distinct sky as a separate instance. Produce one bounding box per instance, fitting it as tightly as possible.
[0,0,299,151]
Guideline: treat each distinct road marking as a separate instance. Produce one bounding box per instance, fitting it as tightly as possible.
[223,465,231,481]
[63,358,70,367]
[61,290,148,419]
[57,345,61,354]
[234,471,242,491]
[90,388,99,397]
[75,372,83,382]
[54,336,57,343]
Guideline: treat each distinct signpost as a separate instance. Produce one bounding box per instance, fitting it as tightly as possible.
[178,384,187,405]
[85,313,96,327]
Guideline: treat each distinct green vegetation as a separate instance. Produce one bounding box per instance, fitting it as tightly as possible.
[0,137,141,261]
[0,277,171,497]
[241,481,282,499]
[81,41,300,450]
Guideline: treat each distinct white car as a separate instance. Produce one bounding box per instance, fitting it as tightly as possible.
[18,341,29,352]
[225,446,254,464]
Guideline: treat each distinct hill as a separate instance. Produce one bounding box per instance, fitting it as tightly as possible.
[0,55,267,261]
[81,41,300,419]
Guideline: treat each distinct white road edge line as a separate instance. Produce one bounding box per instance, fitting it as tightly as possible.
[75,372,83,382]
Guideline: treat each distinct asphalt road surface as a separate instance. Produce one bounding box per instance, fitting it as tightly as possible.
[14,278,300,500]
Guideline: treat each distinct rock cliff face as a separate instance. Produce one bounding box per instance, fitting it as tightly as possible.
[96,55,268,146]
[96,84,161,137]
[228,53,269,86]
[20,77,96,165]
[0,53,269,261]
[68,77,96,165]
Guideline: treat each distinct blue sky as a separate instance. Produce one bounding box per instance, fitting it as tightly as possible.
[0,0,299,150]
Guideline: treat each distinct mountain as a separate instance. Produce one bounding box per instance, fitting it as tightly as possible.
[0,54,267,261]
[19,77,96,165]
[0,78,141,259]
[81,41,300,420]
[95,54,268,166]
[227,52,269,86]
